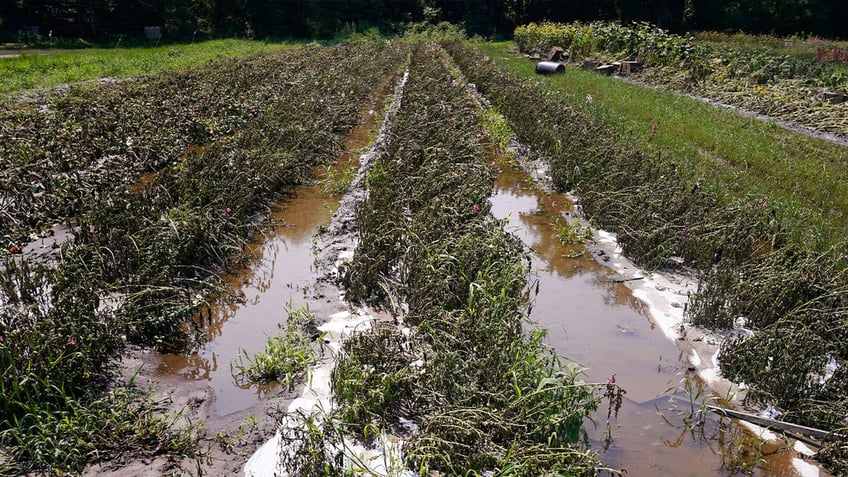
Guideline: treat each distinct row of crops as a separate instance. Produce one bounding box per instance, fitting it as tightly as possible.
[0,41,407,473]
[446,41,848,473]
[514,22,848,138]
[269,42,613,476]
[1,48,306,246]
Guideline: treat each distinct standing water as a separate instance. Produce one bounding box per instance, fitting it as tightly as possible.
[153,187,340,416]
[148,97,385,417]
[138,73,822,473]
[489,155,819,476]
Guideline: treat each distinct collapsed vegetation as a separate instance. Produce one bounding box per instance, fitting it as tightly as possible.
[2,25,845,474]
[330,42,611,475]
[514,21,848,138]
[447,40,848,472]
[0,41,407,473]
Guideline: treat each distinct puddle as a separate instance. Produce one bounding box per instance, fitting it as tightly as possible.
[152,185,339,416]
[147,83,388,417]
[490,156,816,476]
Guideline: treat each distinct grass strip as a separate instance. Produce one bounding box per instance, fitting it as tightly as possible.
[332,42,606,476]
[513,22,848,138]
[0,39,293,95]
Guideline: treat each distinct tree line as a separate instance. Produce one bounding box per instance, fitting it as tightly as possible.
[1,0,845,43]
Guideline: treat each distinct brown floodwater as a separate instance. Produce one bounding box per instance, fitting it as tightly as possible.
[150,85,386,417]
[489,157,811,476]
[153,185,340,416]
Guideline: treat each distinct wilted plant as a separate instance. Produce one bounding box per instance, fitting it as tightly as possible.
[336,42,606,476]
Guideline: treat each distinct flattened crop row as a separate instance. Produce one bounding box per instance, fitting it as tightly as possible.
[334,42,602,476]
[0,47,312,245]
[445,41,848,466]
[447,41,779,271]
[0,41,407,474]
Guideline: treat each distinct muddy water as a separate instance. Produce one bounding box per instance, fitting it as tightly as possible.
[489,158,807,476]
[150,106,382,417]
[154,186,339,416]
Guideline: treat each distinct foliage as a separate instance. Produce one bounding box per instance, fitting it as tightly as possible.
[319,161,359,196]
[514,21,848,137]
[450,40,848,472]
[0,40,407,473]
[6,0,848,43]
[0,381,201,475]
[401,21,467,43]
[334,42,604,476]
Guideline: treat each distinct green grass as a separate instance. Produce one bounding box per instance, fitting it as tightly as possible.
[231,305,319,390]
[0,39,295,95]
[695,30,848,60]
[478,41,848,247]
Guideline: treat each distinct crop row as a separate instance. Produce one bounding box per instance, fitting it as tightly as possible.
[331,42,605,476]
[446,41,848,472]
[0,46,312,247]
[0,41,407,474]
[514,22,847,138]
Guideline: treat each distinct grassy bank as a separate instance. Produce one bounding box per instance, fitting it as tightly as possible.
[478,41,848,250]
[0,39,293,95]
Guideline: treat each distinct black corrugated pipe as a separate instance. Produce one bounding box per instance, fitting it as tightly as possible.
[535,61,565,74]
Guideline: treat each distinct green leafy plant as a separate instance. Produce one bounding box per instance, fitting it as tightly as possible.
[551,217,592,245]
[232,305,321,389]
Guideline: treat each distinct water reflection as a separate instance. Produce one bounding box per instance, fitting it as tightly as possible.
[148,75,393,416]
[154,187,338,416]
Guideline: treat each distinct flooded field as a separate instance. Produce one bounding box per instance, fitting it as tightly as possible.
[137,150,822,475]
[152,185,340,416]
[147,81,387,418]
[489,157,817,476]
[134,109,824,477]
[3,38,843,476]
